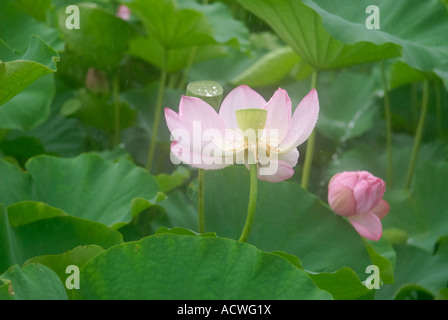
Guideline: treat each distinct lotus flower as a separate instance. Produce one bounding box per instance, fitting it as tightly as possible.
[328,171,390,241]
[165,85,319,183]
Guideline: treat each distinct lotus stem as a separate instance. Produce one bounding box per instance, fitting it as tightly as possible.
[239,163,258,243]
[146,52,168,173]
[197,169,205,234]
[112,73,121,149]
[405,80,429,190]
[186,81,223,234]
[380,60,393,186]
[301,70,318,190]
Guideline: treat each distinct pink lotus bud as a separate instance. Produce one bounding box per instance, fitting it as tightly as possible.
[328,171,390,241]
[117,4,131,21]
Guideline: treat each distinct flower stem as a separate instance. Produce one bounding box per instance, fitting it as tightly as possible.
[186,81,223,234]
[146,53,168,173]
[435,80,442,139]
[380,60,393,187]
[112,73,121,149]
[198,169,205,234]
[405,80,429,190]
[238,164,258,243]
[179,47,198,91]
[301,70,318,190]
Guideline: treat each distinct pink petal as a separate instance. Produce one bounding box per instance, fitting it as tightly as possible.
[257,148,299,183]
[353,173,386,214]
[179,96,226,133]
[329,171,360,190]
[279,147,299,166]
[263,88,291,142]
[219,85,267,129]
[328,171,387,215]
[328,184,357,217]
[165,96,226,154]
[165,107,186,135]
[278,89,319,153]
[371,199,390,220]
[257,161,295,183]
[170,141,229,170]
[348,211,383,241]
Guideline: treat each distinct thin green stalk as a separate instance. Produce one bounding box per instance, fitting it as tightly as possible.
[405,80,429,190]
[112,73,121,149]
[167,73,177,90]
[177,0,207,90]
[301,70,318,190]
[411,83,418,131]
[198,169,205,234]
[238,163,258,243]
[179,47,198,91]
[380,61,393,186]
[186,81,224,234]
[435,81,442,138]
[146,53,168,173]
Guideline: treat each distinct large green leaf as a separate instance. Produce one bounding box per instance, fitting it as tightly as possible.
[117,190,198,242]
[0,153,160,227]
[127,0,246,72]
[155,226,217,238]
[74,233,332,299]
[237,0,401,71]
[57,3,134,69]
[0,36,59,106]
[0,202,122,274]
[0,0,62,52]
[155,166,191,193]
[24,245,105,298]
[363,238,396,285]
[25,245,105,282]
[272,245,374,300]
[0,263,68,300]
[126,0,215,50]
[309,267,372,300]
[178,0,250,49]
[303,0,448,71]
[231,46,301,87]
[317,69,380,143]
[189,46,265,84]
[22,114,86,158]
[0,74,55,131]
[387,60,428,90]
[189,166,373,277]
[406,162,448,251]
[376,244,448,299]
[14,0,52,22]
[0,160,30,205]
[15,90,87,158]
[128,35,227,73]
